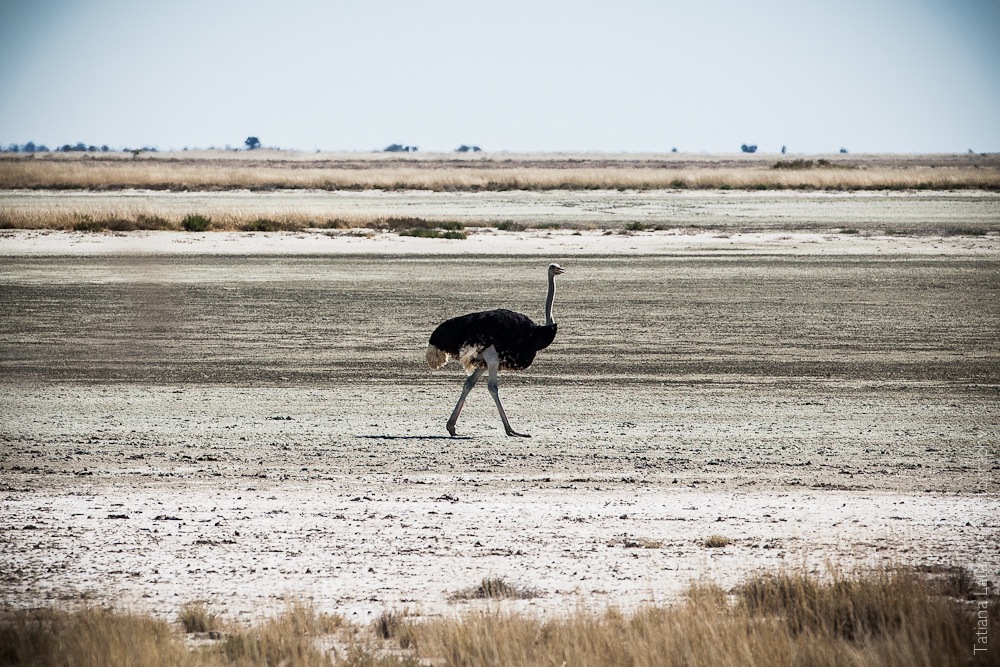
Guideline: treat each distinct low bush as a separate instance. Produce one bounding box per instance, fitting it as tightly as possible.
[70,215,173,232]
[241,218,307,232]
[181,214,211,232]
[397,227,467,239]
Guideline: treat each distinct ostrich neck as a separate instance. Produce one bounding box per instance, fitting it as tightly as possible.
[544,273,556,326]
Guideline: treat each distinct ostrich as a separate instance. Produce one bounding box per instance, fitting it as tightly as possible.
[426,263,566,437]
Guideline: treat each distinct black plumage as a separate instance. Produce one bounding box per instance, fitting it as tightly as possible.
[426,263,566,437]
[428,308,557,371]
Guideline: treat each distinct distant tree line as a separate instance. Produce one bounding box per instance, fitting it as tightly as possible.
[3,140,490,154]
[2,139,863,155]
[1,141,162,154]
[3,141,51,153]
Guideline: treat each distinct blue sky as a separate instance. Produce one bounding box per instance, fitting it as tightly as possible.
[1,0,998,153]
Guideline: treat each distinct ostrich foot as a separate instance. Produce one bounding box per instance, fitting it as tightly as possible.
[505,429,531,438]
[447,422,457,437]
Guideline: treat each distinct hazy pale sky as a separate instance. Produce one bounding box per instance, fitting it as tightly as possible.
[1,0,998,153]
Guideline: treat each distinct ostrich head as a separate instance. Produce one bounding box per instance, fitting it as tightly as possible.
[548,263,567,277]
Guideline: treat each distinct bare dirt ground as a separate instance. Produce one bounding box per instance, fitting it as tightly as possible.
[1,198,998,625]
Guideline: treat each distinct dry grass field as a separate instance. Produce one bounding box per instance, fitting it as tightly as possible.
[2,150,997,235]
[1,149,998,197]
[2,568,994,667]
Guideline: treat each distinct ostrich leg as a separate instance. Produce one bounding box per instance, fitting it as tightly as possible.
[446,367,485,436]
[482,346,530,438]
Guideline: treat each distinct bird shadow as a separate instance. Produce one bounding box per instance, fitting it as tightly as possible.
[357,434,473,441]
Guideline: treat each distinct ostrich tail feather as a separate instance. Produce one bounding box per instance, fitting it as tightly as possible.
[426,344,449,369]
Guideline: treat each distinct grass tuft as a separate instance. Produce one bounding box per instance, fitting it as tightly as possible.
[701,534,733,548]
[373,610,419,650]
[733,568,947,641]
[217,601,344,666]
[177,602,219,633]
[450,576,541,601]
[685,581,730,608]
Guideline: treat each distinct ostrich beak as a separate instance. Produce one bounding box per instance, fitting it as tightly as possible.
[552,264,567,275]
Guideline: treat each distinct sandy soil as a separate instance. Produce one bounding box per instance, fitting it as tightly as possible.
[1,222,998,624]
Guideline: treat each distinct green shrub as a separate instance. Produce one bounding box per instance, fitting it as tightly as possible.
[398,227,440,238]
[241,218,305,232]
[181,214,211,232]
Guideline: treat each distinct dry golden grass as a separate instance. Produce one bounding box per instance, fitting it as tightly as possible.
[0,207,452,233]
[0,607,193,667]
[178,602,221,634]
[2,151,997,234]
[214,602,347,667]
[0,601,355,667]
[1,151,998,192]
[410,568,995,667]
[0,568,993,667]
[701,534,734,548]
